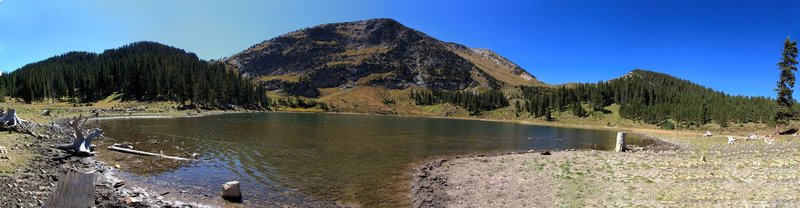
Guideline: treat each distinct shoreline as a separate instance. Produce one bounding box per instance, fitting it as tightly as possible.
[409,133,681,208]
[409,130,800,207]
[87,110,691,207]
[2,107,763,207]
[0,121,210,207]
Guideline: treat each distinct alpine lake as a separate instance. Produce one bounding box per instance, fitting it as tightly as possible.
[91,112,654,207]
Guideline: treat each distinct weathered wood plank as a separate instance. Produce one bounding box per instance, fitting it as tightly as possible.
[43,170,95,208]
[108,145,192,161]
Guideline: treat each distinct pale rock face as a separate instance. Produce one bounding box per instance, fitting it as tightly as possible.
[468,48,537,81]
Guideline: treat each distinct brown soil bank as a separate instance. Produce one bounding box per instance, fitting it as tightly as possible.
[411,133,800,207]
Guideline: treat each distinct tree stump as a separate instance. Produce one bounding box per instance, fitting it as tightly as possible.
[614,132,627,152]
[222,181,242,202]
[43,170,95,208]
[54,115,103,156]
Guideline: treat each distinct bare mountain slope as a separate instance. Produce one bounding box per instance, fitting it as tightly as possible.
[226,18,540,98]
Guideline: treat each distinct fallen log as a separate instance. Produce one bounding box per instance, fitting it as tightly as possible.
[107,144,192,161]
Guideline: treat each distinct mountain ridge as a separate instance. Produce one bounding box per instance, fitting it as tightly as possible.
[225,18,539,98]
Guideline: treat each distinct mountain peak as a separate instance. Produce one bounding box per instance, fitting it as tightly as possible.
[226,18,541,97]
[352,18,402,26]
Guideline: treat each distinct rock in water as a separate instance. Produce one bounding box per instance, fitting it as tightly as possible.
[222,181,242,202]
[614,132,627,152]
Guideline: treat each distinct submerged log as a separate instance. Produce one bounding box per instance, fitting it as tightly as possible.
[107,144,192,161]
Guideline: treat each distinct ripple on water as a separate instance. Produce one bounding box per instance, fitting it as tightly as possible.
[92,113,654,207]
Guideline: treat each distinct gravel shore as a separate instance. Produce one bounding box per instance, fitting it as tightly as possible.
[411,133,800,207]
[0,119,209,207]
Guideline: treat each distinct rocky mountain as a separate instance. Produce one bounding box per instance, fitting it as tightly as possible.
[225,18,539,97]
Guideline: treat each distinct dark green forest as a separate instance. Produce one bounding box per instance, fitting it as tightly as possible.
[412,70,779,128]
[410,89,509,115]
[517,70,777,127]
[0,41,270,109]
[0,41,786,127]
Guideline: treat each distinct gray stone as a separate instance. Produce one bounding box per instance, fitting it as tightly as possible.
[222,181,242,202]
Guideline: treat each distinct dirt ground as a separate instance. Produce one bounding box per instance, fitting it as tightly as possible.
[412,132,800,207]
[0,105,222,207]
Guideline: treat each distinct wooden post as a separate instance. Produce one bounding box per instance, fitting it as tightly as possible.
[43,170,95,208]
[614,132,627,152]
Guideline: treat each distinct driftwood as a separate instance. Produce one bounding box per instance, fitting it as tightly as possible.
[43,170,95,208]
[764,136,776,145]
[54,115,103,156]
[779,128,798,135]
[108,144,192,161]
[727,136,737,144]
[0,108,37,135]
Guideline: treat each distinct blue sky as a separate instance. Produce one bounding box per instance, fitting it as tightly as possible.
[1,0,798,97]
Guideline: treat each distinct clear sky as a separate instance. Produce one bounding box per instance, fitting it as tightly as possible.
[1,0,798,97]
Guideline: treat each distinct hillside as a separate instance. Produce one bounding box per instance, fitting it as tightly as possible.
[505,69,776,128]
[225,18,539,99]
[0,19,780,128]
[0,41,269,109]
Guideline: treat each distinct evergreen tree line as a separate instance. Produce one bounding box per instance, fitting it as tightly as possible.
[410,89,508,115]
[0,41,270,109]
[515,70,778,127]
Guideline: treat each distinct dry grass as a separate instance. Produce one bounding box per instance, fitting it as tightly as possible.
[434,132,800,207]
[449,48,541,87]
[0,133,33,174]
[256,74,301,82]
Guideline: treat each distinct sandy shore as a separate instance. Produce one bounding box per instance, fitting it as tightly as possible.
[411,133,800,207]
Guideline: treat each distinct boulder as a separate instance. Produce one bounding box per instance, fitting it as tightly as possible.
[222,181,242,202]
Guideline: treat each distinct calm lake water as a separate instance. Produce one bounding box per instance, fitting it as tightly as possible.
[93,113,653,207]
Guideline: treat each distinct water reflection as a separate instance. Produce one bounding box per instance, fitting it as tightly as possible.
[94,113,653,207]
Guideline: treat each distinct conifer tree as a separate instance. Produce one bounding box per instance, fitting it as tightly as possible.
[775,37,799,126]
